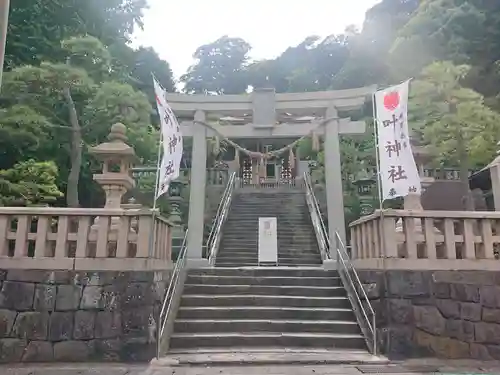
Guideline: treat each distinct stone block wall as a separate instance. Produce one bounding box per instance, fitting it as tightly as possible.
[0,269,170,363]
[358,269,500,360]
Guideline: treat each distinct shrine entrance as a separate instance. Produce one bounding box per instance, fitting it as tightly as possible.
[238,142,296,185]
[240,156,294,185]
[166,86,375,263]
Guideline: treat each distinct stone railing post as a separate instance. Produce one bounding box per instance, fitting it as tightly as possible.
[488,141,500,211]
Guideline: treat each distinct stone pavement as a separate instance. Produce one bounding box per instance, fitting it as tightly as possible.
[4,360,500,375]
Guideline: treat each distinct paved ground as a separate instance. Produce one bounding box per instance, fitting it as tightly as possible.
[3,360,500,375]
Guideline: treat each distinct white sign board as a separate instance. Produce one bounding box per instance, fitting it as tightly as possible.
[258,217,278,264]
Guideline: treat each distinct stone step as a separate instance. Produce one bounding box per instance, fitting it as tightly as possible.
[163,347,383,365]
[219,246,319,251]
[224,219,311,224]
[223,224,314,228]
[218,247,320,253]
[214,259,322,267]
[232,200,306,204]
[177,306,355,320]
[223,225,312,229]
[219,245,319,249]
[229,209,307,213]
[215,256,321,263]
[183,284,346,297]
[222,231,316,236]
[180,294,350,308]
[227,212,310,217]
[185,275,337,287]
[216,254,321,259]
[215,263,322,268]
[216,254,321,260]
[225,236,316,240]
[215,254,320,261]
[232,198,306,202]
[215,260,322,267]
[217,246,319,251]
[229,207,307,211]
[220,242,318,247]
[217,252,320,256]
[187,268,338,277]
[216,248,320,255]
[174,319,361,334]
[221,238,318,243]
[170,332,365,350]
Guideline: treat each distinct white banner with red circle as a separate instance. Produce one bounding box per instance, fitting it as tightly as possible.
[374,80,421,201]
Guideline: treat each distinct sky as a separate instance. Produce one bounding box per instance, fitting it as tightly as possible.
[133,0,381,80]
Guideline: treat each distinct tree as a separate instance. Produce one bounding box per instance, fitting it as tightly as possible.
[5,0,147,69]
[409,61,500,210]
[0,160,63,206]
[249,35,350,93]
[5,0,176,117]
[181,36,251,94]
[2,36,158,208]
[0,105,53,170]
[390,0,488,81]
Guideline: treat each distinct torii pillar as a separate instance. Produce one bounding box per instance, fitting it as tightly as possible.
[324,106,368,253]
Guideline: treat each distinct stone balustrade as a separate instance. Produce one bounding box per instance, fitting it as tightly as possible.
[0,207,172,271]
[350,210,500,270]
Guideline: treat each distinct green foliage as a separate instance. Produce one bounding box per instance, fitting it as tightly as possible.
[2,36,159,208]
[181,36,252,95]
[409,61,500,168]
[0,105,53,170]
[0,160,63,206]
[5,0,147,68]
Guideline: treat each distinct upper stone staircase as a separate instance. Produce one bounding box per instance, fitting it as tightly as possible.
[215,190,322,267]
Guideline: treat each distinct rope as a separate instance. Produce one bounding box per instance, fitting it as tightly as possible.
[194,116,339,159]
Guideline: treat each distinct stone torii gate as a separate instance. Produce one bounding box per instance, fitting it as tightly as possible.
[166,87,376,265]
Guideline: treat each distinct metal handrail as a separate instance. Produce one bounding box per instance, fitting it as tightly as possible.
[207,172,237,265]
[157,229,188,358]
[303,172,377,355]
[206,172,236,250]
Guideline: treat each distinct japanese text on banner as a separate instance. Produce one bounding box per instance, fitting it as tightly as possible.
[375,80,421,201]
[153,78,183,199]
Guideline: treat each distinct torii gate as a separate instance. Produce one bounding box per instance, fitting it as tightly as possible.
[166,87,376,266]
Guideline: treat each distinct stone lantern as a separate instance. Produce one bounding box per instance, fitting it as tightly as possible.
[89,123,138,232]
[168,180,184,224]
[353,168,377,216]
[90,123,137,208]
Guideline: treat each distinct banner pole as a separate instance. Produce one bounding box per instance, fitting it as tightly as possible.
[149,75,166,258]
[152,131,163,211]
[372,92,384,211]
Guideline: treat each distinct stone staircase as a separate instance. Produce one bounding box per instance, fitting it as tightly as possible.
[167,189,367,354]
[169,267,366,351]
[215,190,322,267]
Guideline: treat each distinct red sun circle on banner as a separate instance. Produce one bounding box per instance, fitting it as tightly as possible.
[383,91,400,111]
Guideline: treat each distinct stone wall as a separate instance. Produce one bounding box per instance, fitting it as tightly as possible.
[358,269,500,360]
[0,269,170,363]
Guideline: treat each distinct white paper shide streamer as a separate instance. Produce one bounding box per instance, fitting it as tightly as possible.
[153,78,183,200]
[374,80,421,201]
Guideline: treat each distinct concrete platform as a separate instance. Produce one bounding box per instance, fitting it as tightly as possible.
[4,360,500,375]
